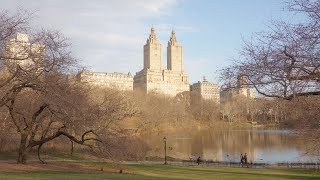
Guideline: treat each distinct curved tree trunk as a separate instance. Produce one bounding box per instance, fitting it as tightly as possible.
[38,143,46,164]
[17,134,29,164]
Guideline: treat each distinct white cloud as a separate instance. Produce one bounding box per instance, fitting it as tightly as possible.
[135,0,178,16]
[0,0,182,74]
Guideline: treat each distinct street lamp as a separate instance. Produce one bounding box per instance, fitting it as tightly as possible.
[163,136,167,165]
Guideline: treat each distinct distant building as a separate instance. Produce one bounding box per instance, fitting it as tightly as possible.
[236,75,254,98]
[133,27,189,96]
[190,77,220,104]
[77,71,133,91]
[220,75,254,103]
[4,33,45,70]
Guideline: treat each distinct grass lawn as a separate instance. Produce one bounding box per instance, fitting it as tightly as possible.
[0,162,319,180]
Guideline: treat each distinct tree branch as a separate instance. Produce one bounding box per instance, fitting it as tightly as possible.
[29,129,101,148]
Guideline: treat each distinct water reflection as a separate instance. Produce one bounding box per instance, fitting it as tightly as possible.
[143,129,315,163]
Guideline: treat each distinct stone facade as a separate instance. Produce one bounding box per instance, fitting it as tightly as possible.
[4,33,45,70]
[77,71,133,91]
[220,75,254,102]
[134,27,189,96]
[191,77,220,104]
[143,27,162,71]
[236,76,254,98]
[167,30,183,72]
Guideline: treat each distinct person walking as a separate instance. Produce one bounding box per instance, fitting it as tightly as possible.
[196,156,201,165]
[244,153,248,167]
[240,153,244,167]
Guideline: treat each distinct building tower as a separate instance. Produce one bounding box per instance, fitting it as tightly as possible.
[190,76,220,104]
[4,33,44,70]
[143,26,162,71]
[237,75,254,98]
[134,26,189,96]
[167,30,183,72]
[237,75,248,87]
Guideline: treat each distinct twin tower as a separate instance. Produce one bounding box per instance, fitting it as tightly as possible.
[134,27,189,96]
[143,26,183,72]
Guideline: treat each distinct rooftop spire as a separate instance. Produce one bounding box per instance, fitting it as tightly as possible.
[168,29,179,46]
[151,25,155,33]
[203,76,208,82]
[172,28,175,35]
[147,25,159,44]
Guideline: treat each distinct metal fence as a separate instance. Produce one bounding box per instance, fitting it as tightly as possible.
[168,160,320,170]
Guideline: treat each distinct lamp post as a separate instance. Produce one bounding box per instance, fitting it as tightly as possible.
[163,137,167,165]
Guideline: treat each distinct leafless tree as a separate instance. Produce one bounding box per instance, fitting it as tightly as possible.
[132,91,196,133]
[74,87,144,161]
[190,91,220,125]
[221,0,320,100]
[88,88,138,138]
[220,96,248,124]
[6,76,103,164]
[0,9,34,107]
[0,9,104,164]
[135,92,175,132]
[221,0,320,156]
[289,96,320,157]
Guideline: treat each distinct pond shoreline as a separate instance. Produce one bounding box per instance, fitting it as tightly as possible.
[142,128,311,164]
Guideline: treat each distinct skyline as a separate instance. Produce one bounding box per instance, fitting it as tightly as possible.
[1,0,296,83]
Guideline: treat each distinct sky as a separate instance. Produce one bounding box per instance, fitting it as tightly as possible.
[0,0,296,83]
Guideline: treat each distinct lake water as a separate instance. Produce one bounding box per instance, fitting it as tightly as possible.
[143,129,318,163]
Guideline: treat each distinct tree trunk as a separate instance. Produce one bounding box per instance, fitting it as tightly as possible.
[38,143,46,164]
[17,134,29,164]
[70,139,74,156]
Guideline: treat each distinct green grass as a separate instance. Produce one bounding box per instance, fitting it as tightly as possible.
[0,171,152,180]
[0,163,319,180]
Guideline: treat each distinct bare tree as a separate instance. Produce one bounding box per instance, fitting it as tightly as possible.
[0,9,35,107]
[0,9,104,164]
[221,0,320,156]
[135,92,175,131]
[221,0,320,100]
[190,91,220,125]
[6,76,103,164]
[220,96,248,124]
[289,96,320,157]
[0,9,155,163]
[88,88,138,138]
